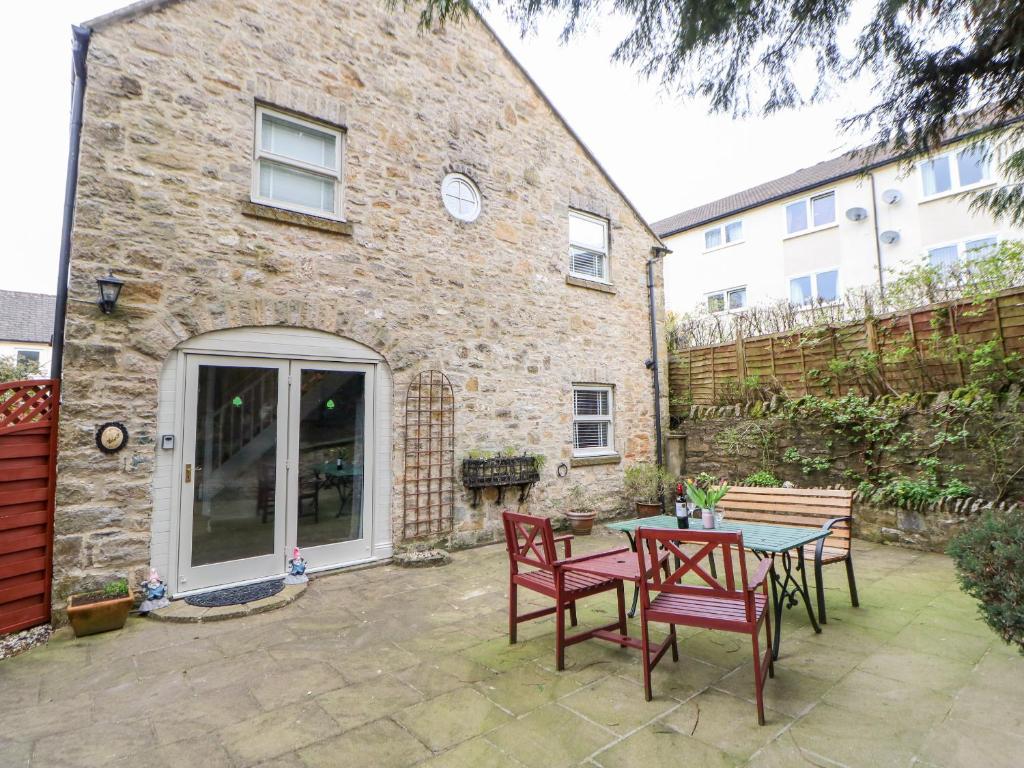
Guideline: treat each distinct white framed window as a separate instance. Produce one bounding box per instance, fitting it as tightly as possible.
[441,173,481,222]
[703,220,744,251]
[252,106,344,220]
[572,385,614,456]
[706,286,747,313]
[784,191,836,235]
[789,269,840,305]
[927,235,999,269]
[919,144,990,199]
[569,210,610,283]
[16,350,40,366]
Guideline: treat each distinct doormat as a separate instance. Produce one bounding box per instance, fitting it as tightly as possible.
[185,579,285,608]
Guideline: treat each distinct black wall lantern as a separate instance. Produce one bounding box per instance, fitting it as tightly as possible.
[96,272,125,314]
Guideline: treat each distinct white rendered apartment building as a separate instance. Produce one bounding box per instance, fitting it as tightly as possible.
[655,120,1024,315]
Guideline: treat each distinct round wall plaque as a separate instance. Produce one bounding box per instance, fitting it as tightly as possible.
[96,422,129,454]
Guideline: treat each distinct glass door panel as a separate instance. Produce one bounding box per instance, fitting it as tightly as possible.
[191,364,280,564]
[289,362,373,567]
[178,356,287,593]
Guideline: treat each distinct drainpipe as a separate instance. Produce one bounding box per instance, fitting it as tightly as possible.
[646,246,670,466]
[868,171,885,299]
[51,25,92,382]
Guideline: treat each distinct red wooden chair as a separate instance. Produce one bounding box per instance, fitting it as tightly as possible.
[635,528,775,724]
[502,510,629,670]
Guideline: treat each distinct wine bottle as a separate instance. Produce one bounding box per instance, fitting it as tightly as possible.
[675,483,689,528]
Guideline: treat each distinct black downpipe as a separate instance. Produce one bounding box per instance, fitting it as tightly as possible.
[646,247,670,467]
[51,25,92,382]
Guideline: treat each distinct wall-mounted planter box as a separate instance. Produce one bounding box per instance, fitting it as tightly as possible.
[462,456,540,506]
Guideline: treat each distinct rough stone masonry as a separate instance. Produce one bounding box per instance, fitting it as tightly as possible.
[55,0,667,610]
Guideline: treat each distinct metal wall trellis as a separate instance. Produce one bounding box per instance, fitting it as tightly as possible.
[403,370,455,539]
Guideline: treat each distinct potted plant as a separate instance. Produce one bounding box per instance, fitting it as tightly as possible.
[66,577,133,638]
[624,462,672,517]
[566,485,597,535]
[685,481,731,529]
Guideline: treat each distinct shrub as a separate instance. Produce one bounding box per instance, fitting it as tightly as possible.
[742,470,780,487]
[623,462,674,503]
[947,508,1024,654]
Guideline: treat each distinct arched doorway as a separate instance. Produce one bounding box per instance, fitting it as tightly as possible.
[156,327,392,594]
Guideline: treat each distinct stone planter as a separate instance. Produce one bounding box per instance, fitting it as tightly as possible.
[567,510,597,535]
[635,501,662,518]
[66,591,133,638]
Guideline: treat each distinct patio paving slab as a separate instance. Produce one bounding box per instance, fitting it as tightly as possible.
[1,531,1022,767]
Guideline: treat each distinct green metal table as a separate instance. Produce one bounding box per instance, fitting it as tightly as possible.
[605,515,831,658]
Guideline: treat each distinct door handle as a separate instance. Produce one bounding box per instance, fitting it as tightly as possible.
[185,464,192,483]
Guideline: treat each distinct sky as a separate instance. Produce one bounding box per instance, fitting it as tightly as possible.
[0,1,876,296]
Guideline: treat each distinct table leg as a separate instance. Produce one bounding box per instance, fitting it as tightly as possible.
[764,553,784,661]
[763,548,822,660]
[797,548,822,635]
[624,532,640,618]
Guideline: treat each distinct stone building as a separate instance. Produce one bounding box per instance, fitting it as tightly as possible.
[54,0,667,603]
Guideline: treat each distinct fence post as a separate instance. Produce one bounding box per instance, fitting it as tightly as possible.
[864,315,887,393]
[948,304,966,386]
[735,327,747,383]
[710,345,717,403]
[829,327,842,396]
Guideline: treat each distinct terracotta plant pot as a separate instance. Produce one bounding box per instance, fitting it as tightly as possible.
[66,591,133,638]
[635,501,663,518]
[567,510,597,535]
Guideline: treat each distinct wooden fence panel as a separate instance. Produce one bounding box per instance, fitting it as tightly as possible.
[670,288,1024,406]
[0,379,58,634]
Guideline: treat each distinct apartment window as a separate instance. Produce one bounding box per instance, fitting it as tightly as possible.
[790,269,839,304]
[16,350,40,366]
[252,106,344,219]
[920,145,989,198]
[573,386,614,456]
[785,192,835,235]
[569,211,610,282]
[928,236,999,269]
[707,287,747,313]
[703,220,743,250]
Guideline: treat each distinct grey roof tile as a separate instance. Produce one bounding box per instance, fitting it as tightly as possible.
[0,291,56,344]
[652,114,1022,238]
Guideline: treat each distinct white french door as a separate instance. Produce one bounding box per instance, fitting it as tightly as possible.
[177,355,373,593]
[286,361,374,569]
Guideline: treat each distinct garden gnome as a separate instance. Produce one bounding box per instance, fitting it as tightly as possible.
[284,547,308,585]
[138,568,170,613]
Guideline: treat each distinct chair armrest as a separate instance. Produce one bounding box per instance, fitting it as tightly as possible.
[747,557,773,591]
[815,516,852,561]
[554,534,574,558]
[821,516,852,531]
[556,546,630,568]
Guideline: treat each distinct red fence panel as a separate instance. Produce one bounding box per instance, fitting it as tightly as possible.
[0,379,58,634]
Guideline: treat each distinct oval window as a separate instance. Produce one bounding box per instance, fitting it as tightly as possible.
[441,173,481,222]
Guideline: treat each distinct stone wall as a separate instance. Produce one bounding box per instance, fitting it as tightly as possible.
[668,395,1024,552]
[55,0,667,606]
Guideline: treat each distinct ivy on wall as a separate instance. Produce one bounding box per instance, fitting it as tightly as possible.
[689,243,1024,507]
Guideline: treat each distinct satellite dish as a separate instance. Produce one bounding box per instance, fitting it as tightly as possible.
[881,189,902,205]
[879,230,900,245]
[845,207,869,222]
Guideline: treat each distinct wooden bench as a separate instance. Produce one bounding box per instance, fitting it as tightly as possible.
[718,486,859,623]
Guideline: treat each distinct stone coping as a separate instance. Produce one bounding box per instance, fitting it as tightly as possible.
[146,582,306,623]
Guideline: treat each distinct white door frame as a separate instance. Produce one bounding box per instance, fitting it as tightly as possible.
[177,354,289,593]
[285,359,375,569]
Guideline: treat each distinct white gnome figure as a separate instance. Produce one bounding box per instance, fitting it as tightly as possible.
[138,568,170,613]
[284,547,308,585]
